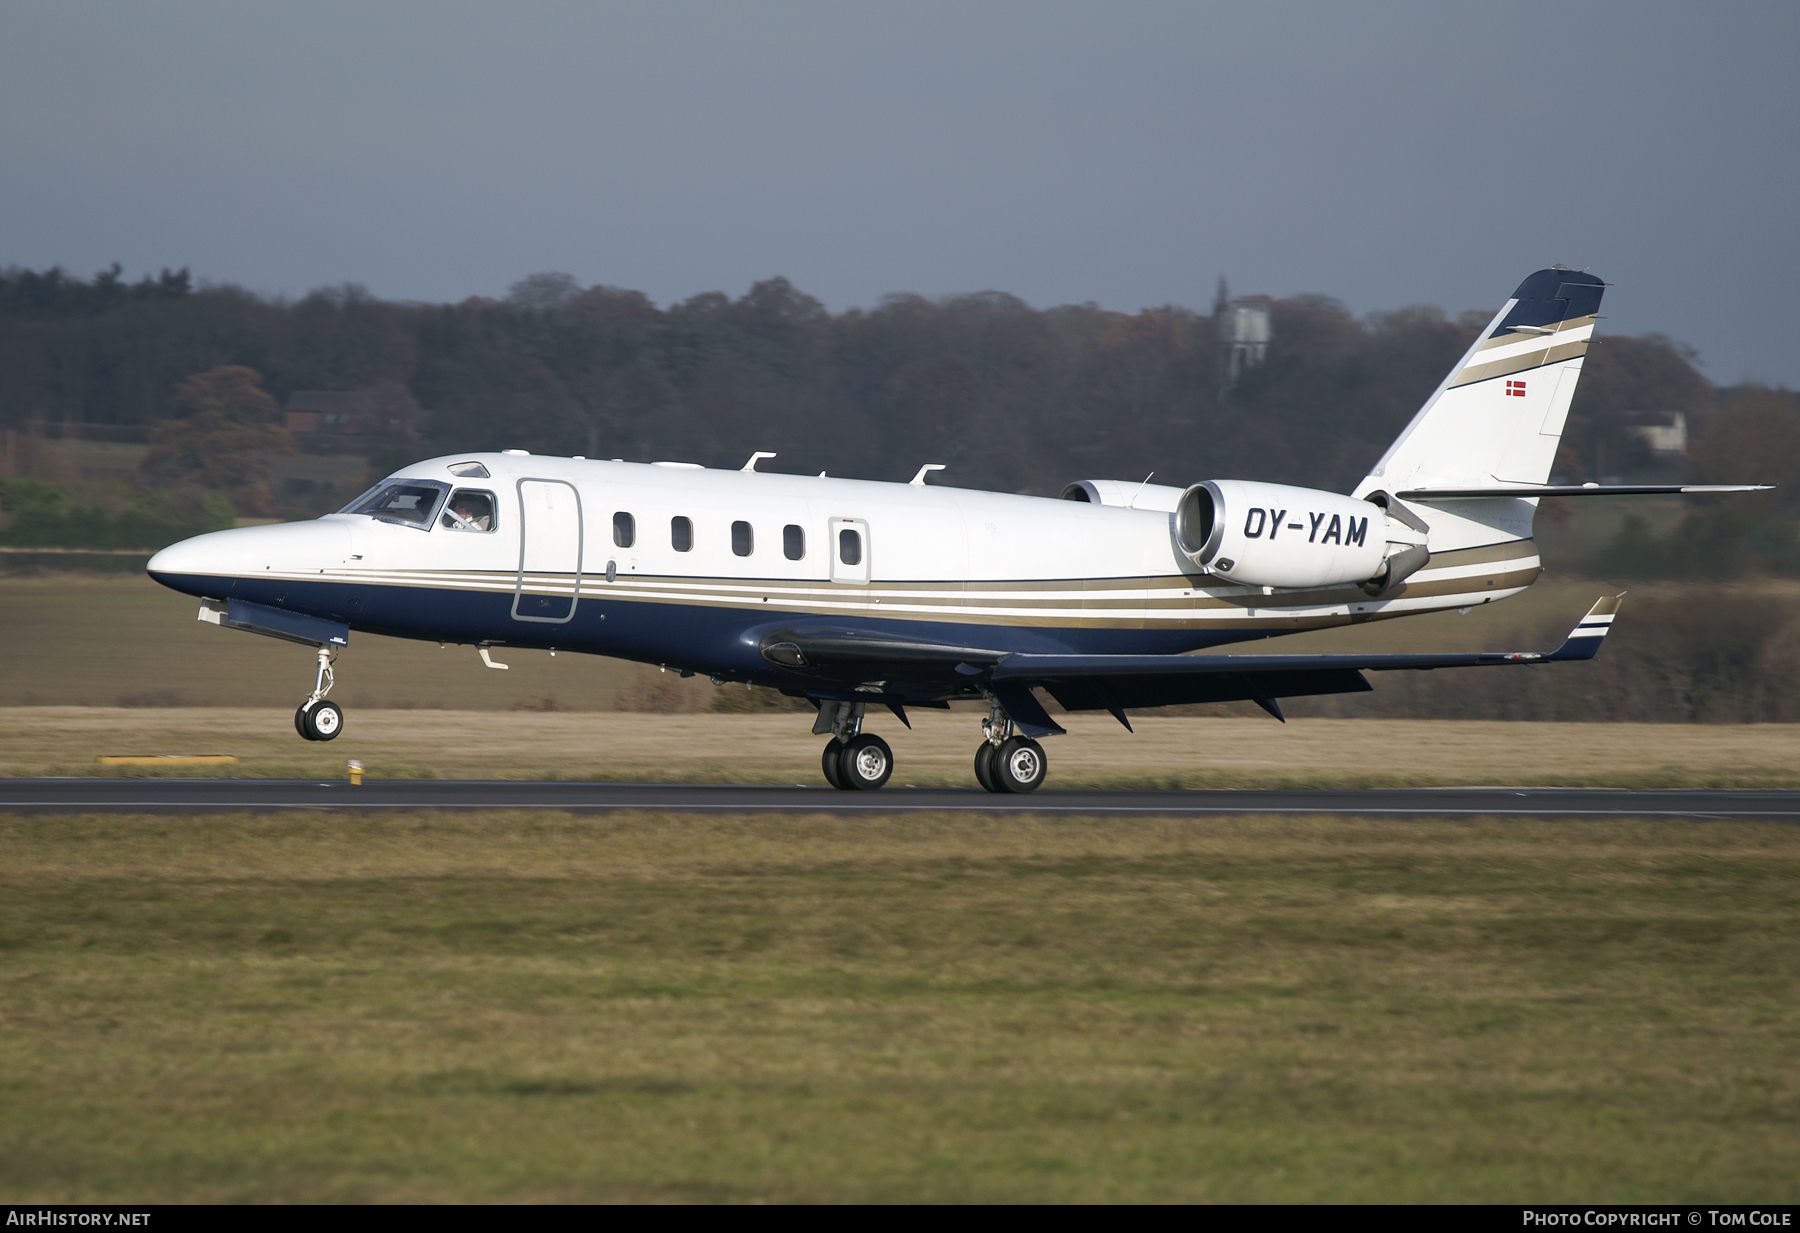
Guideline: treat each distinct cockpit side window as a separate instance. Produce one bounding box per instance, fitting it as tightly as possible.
[342,480,449,529]
[441,489,498,533]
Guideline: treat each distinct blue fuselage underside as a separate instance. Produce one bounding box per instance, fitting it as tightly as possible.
[149,570,1286,699]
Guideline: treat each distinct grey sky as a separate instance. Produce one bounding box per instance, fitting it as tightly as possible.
[3,1,1795,385]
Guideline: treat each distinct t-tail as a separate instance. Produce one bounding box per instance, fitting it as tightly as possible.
[1347,268,1606,594]
[1358,267,1604,499]
[1347,268,1764,597]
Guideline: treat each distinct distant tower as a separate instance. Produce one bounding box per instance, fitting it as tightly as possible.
[1215,276,1272,397]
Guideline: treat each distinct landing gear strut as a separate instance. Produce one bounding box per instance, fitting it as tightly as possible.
[816,700,894,790]
[974,698,1046,793]
[295,645,344,742]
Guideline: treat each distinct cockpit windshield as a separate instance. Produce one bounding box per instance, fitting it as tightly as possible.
[341,480,449,529]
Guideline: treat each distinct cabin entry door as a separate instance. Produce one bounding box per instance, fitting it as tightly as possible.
[512,479,583,623]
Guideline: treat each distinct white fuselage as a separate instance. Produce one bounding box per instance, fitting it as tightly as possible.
[147,451,1542,671]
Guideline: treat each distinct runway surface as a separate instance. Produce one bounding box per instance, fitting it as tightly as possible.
[3,779,1797,820]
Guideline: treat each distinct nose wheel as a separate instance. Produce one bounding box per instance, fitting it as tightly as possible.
[297,699,343,741]
[295,646,345,742]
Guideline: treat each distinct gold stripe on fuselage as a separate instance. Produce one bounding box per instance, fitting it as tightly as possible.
[225,540,1540,634]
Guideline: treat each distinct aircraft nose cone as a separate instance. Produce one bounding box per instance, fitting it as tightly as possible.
[146,521,351,596]
[146,536,209,578]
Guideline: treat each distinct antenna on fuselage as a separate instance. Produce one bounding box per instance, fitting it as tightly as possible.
[742,451,777,472]
[910,463,946,486]
[1126,472,1155,508]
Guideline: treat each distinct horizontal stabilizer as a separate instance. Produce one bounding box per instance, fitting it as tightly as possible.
[1397,484,1771,499]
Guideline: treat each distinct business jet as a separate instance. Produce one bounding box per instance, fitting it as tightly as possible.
[146,268,1763,791]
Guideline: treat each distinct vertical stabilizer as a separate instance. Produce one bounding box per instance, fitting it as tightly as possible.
[1358,269,1605,496]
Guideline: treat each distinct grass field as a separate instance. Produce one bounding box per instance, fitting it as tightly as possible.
[6,707,1799,787]
[7,561,1797,1203]
[1,808,1795,1202]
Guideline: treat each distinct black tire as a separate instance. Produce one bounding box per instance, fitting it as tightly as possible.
[838,733,893,791]
[304,700,344,742]
[821,740,847,789]
[993,736,1047,793]
[295,704,317,741]
[973,742,1000,792]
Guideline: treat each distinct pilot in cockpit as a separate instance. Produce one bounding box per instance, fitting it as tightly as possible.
[442,490,495,532]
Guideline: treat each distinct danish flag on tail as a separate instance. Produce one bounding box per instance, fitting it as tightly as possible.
[1505,379,1527,397]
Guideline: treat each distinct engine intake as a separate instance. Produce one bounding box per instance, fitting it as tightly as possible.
[1060,479,1189,512]
[1176,479,1412,590]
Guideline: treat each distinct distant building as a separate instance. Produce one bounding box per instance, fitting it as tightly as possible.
[283,391,373,436]
[1212,278,1272,395]
[283,390,428,442]
[1627,412,1688,456]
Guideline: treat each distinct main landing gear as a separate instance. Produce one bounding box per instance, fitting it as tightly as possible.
[294,645,344,742]
[812,697,1048,793]
[816,700,893,791]
[973,700,1046,794]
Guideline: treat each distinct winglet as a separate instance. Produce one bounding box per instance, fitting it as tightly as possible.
[1546,594,1626,661]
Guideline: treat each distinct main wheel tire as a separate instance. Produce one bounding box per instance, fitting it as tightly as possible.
[993,736,1047,793]
[973,742,1000,792]
[821,740,847,789]
[304,700,344,742]
[838,733,894,791]
[295,704,317,741]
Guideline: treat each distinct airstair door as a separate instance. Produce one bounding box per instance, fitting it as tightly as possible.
[512,479,583,623]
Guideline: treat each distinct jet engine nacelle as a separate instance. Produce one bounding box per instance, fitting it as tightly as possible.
[1176,480,1391,589]
[1059,479,1190,513]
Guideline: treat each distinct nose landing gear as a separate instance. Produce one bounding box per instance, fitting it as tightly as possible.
[295,645,344,742]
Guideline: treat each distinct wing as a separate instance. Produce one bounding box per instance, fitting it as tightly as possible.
[760,596,1625,737]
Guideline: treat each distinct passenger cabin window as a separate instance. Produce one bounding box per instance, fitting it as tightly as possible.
[342,480,448,530]
[671,516,693,552]
[613,511,635,548]
[731,520,753,557]
[838,528,862,566]
[783,524,805,561]
[441,489,497,532]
